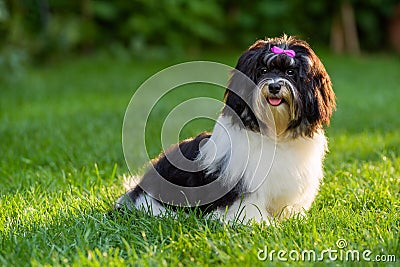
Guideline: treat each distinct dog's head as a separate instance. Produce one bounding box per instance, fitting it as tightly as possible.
[223,35,336,138]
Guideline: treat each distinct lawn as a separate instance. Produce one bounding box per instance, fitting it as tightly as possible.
[0,50,399,266]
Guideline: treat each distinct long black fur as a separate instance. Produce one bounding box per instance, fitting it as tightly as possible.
[134,132,243,213]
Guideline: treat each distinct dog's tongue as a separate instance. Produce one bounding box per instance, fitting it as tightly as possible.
[268,98,282,106]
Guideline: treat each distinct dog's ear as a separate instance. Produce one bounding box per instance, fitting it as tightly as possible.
[224,40,267,102]
[222,44,264,130]
[223,48,260,101]
[311,56,336,126]
[294,42,336,129]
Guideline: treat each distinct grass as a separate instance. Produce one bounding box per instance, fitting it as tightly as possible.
[0,50,399,266]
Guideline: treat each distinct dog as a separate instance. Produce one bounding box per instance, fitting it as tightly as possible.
[115,35,336,223]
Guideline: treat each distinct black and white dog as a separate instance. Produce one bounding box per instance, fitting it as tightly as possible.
[116,35,336,223]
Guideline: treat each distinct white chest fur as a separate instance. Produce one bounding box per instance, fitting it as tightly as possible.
[199,115,327,219]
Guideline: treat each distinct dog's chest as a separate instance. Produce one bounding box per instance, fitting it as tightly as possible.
[229,131,327,202]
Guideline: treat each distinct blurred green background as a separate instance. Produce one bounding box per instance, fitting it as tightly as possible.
[1,0,400,78]
[1,2,399,265]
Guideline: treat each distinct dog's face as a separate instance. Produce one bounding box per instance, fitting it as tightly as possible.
[223,36,336,138]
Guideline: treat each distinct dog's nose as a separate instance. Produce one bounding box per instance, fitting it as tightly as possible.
[268,83,281,94]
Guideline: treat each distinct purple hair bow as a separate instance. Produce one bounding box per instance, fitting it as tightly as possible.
[270,46,296,58]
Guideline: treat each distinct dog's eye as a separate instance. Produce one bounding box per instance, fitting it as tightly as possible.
[260,67,268,74]
[286,69,295,76]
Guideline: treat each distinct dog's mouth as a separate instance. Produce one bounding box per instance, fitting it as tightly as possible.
[267,97,284,106]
